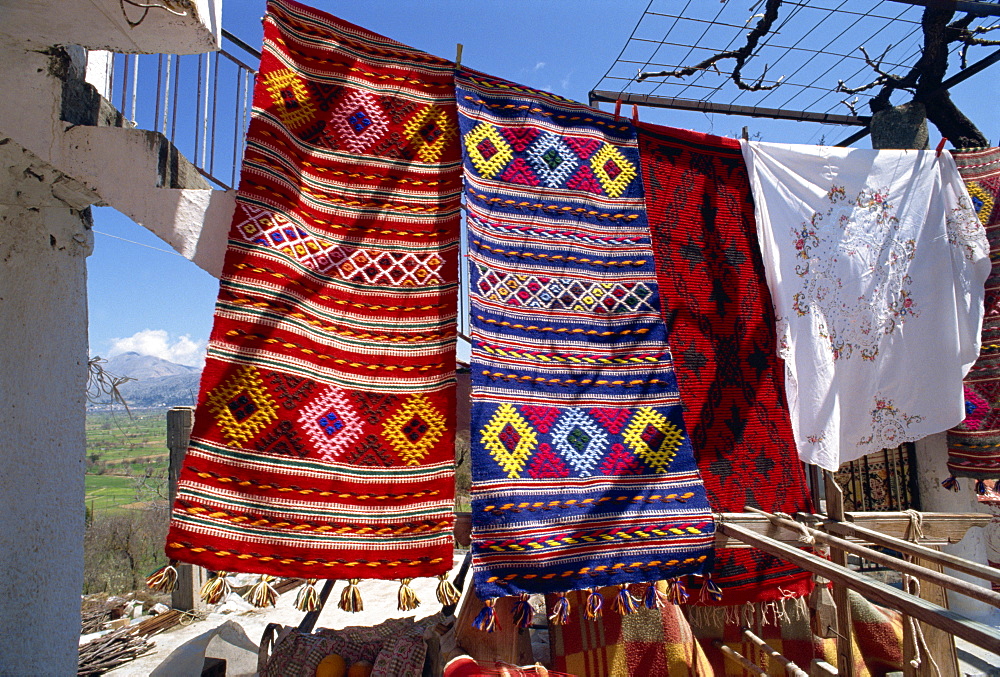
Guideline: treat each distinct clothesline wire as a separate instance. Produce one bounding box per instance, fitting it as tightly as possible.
[93,228,185,257]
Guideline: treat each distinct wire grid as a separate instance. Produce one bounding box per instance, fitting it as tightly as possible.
[594,0,1000,121]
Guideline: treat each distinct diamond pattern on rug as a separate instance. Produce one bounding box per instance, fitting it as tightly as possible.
[329,89,390,154]
[205,365,280,446]
[475,267,656,313]
[262,68,316,129]
[298,386,365,463]
[481,403,538,478]
[550,409,609,475]
[382,393,447,466]
[623,408,684,473]
[464,122,514,179]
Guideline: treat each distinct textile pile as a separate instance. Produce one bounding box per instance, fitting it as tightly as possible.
[457,71,715,613]
[165,0,460,585]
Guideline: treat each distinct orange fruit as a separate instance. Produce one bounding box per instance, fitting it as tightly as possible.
[315,653,347,677]
[347,660,373,677]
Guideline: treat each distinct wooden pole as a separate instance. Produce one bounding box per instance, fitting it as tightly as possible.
[742,627,810,677]
[166,406,205,612]
[716,519,1000,654]
[824,471,856,677]
[825,518,1000,586]
[712,640,767,676]
[746,507,1000,608]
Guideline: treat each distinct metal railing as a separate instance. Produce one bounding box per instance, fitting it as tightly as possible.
[99,29,260,190]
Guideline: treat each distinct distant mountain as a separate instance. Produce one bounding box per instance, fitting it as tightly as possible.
[89,352,202,409]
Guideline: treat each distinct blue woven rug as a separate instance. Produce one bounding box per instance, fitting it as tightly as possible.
[457,70,715,600]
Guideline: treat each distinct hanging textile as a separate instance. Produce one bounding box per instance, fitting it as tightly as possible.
[742,141,990,472]
[637,123,813,603]
[947,148,1000,490]
[457,71,715,605]
[834,444,918,512]
[164,0,460,581]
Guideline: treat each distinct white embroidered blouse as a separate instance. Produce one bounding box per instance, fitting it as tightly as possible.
[741,141,990,471]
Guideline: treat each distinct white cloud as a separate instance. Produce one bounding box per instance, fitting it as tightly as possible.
[107,329,206,367]
[534,61,546,71]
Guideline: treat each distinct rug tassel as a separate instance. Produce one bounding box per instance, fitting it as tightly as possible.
[512,593,533,628]
[613,585,638,615]
[585,588,603,620]
[145,561,178,593]
[436,573,461,606]
[644,582,665,609]
[473,598,500,633]
[294,578,321,612]
[243,574,279,608]
[397,578,421,611]
[942,475,960,491]
[977,479,989,495]
[699,574,724,603]
[548,592,571,626]
[339,578,364,613]
[199,571,232,605]
[667,577,690,605]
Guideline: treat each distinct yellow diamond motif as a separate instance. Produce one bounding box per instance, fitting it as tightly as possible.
[205,366,279,447]
[590,143,637,198]
[623,407,685,473]
[967,182,995,226]
[382,394,447,466]
[403,105,458,163]
[464,123,514,179]
[481,403,537,478]
[262,68,316,130]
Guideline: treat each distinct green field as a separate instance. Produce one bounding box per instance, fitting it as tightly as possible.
[86,409,169,512]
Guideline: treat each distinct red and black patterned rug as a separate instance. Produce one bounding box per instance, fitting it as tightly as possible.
[637,122,814,603]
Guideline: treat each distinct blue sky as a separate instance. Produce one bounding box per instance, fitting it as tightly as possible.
[88,1,1000,367]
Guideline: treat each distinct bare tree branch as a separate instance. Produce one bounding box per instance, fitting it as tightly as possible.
[636,0,785,91]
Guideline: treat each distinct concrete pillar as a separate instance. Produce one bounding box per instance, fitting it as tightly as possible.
[0,139,94,675]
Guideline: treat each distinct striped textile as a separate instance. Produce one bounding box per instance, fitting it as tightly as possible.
[458,70,715,601]
[164,0,460,580]
[947,148,1000,489]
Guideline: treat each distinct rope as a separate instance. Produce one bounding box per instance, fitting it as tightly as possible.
[902,509,941,677]
[774,511,817,545]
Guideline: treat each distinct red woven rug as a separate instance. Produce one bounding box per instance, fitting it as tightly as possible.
[947,148,1000,489]
[164,0,460,580]
[637,122,813,603]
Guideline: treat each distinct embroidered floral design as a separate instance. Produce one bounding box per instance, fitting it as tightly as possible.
[946,193,989,262]
[791,185,918,361]
[857,395,923,449]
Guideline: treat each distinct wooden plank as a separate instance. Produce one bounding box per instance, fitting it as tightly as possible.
[454,585,533,666]
[843,512,991,543]
[825,519,1000,586]
[717,520,1000,655]
[166,406,205,613]
[713,640,767,676]
[914,547,959,677]
[825,471,856,677]
[747,508,1000,608]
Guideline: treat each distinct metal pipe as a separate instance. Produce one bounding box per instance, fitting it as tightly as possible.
[210,51,220,175]
[130,54,139,123]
